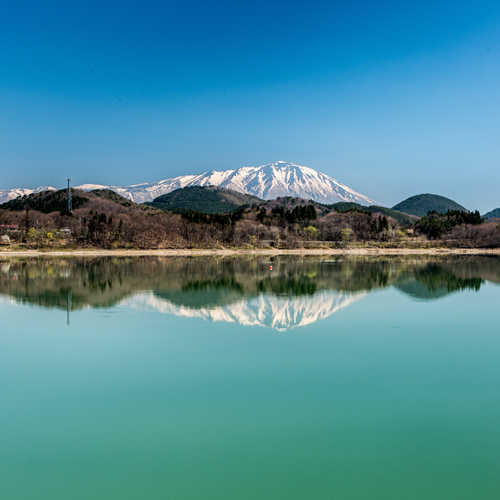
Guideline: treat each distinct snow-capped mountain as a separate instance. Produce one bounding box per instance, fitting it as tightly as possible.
[0,186,56,204]
[1,162,379,206]
[124,289,366,331]
[78,162,378,205]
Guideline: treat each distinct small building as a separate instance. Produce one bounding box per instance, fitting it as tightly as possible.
[0,224,19,232]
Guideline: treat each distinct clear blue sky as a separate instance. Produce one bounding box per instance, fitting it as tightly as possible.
[1,0,500,211]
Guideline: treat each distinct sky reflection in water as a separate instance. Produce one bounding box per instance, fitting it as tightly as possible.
[1,256,499,499]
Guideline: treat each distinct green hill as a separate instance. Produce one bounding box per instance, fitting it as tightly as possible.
[392,194,466,217]
[147,186,263,214]
[0,189,88,214]
[483,208,500,220]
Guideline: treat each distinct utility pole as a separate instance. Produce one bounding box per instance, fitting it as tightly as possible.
[66,290,72,326]
[66,178,72,213]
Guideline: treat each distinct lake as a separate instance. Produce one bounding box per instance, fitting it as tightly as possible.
[1,255,499,499]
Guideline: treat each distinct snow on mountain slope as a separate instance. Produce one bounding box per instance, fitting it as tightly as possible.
[77,162,379,205]
[0,186,56,204]
[2,162,378,206]
[218,162,378,205]
[124,289,366,331]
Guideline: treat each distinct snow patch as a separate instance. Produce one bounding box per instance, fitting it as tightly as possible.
[2,162,379,206]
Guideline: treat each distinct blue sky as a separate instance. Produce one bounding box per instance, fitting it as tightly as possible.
[1,0,500,211]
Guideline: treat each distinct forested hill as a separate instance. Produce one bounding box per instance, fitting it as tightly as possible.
[483,208,500,220]
[146,186,263,214]
[392,194,466,217]
[0,189,89,214]
[0,188,149,214]
[91,189,135,207]
[326,202,416,226]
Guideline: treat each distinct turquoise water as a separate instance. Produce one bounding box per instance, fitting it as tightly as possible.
[1,256,499,499]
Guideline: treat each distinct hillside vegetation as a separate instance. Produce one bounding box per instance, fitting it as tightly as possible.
[91,189,135,207]
[483,208,500,220]
[147,186,263,213]
[392,194,466,217]
[1,187,498,250]
[415,210,484,238]
[0,189,88,214]
[326,202,416,225]
[257,196,329,216]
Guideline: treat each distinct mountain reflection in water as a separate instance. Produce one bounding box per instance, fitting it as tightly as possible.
[1,255,498,330]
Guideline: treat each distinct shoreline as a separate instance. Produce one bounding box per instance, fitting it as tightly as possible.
[1,248,500,257]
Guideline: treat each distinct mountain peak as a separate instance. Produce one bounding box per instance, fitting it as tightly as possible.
[1,162,379,206]
[70,161,378,205]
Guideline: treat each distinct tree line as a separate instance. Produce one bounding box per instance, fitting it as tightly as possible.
[416,210,484,238]
[2,195,499,249]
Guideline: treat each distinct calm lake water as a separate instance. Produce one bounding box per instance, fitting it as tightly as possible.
[1,255,499,499]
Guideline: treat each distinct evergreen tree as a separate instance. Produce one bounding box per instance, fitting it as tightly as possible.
[257,208,266,223]
[24,209,31,230]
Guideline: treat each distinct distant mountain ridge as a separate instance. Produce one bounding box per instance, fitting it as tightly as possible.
[0,186,56,204]
[74,162,380,206]
[392,194,466,217]
[0,162,378,206]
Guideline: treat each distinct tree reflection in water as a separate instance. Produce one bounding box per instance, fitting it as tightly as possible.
[1,255,498,329]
